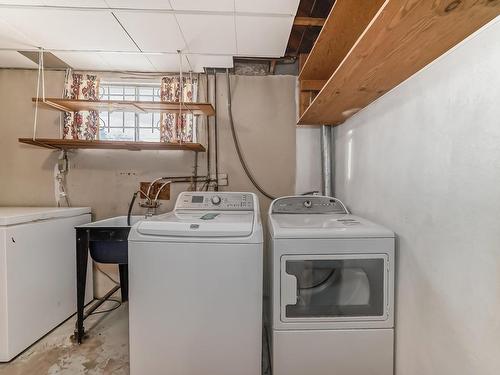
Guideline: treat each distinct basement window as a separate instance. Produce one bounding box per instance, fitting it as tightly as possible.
[98,83,161,142]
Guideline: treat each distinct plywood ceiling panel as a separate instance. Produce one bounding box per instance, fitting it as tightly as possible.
[0,8,137,51]
[236,15,294,57]
[114,11,185,52]
[0,50,38,68]
[176,13,236,54]
[170,0,234,12]
[235,0,300,15]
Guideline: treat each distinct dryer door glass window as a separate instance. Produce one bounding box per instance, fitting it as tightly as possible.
[282,255,387,319]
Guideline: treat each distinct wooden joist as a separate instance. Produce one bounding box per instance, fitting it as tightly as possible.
[299,0,500,125]
[299,0,386,81]
[300,80,327,91]
[293,16,326,27]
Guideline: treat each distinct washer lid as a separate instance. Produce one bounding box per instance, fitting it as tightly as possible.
[269,213,394,239]
[136,211,255,237]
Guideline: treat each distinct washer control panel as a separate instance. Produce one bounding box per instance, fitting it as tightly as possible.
[271,196,347,214]
[176,192,255,211]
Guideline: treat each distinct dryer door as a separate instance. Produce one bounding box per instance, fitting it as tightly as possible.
[280,254,389,323]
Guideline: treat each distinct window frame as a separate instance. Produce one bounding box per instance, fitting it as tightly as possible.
[98,83,162,142]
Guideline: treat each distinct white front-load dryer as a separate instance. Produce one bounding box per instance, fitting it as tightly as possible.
[128,192,263,375]
[267,196,395,375]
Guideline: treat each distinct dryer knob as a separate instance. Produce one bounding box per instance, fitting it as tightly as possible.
[211,195,222,205]
[304,200,312,208]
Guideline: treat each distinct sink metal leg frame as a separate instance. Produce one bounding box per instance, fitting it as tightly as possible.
[119,264,128,302]
[75,228,89,344]
[75,229,125,343]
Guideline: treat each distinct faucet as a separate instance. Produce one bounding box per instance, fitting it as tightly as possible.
[139,179,172,217]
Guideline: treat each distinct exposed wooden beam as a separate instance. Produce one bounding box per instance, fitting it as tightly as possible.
[299,0,500,125]
[293,16,326,27]
[300,80,327,91]
[299,0,386,81]
[298,53,309,71]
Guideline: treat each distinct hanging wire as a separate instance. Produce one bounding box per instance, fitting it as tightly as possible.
[41,49,45,102]
[32,48,43,141]
[178,50,183,144]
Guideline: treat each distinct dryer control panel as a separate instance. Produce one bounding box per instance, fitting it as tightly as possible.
[271,196,348,214]
[175,192,255,211]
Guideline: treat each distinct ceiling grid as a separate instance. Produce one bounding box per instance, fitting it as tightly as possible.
[0,0,300,72]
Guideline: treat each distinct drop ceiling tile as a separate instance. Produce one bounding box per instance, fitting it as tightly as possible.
[0,50,38,68]
[0,1,44,5]
[54,51,110,70]
[235,0,300,15]
[0,19,37,49]
[43,1,109,6]
[113,11,184,53]
[147,53,189,73]
[187,54,233,72]
[98,52,156,71]
[170,0,233,12]
[176,13,236,54]
[105,0,172,9]
[0,9,138,51]
[236,15,293,57]
[0,1,108,6]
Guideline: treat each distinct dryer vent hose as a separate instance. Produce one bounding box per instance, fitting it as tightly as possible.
[225,69,276,200]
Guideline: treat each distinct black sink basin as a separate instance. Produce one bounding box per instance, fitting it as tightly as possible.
[77,216,143,264]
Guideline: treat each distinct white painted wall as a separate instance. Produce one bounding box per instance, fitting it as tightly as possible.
[332,18,500,375]
[295,126,322,194]
[295,77,322,195]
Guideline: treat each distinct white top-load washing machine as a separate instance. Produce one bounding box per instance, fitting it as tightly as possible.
[268,196,395,375]
[128,192,263,375]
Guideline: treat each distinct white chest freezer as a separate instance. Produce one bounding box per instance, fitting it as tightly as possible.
[0,207,94,361]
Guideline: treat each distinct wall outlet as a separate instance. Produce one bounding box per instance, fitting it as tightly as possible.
[210,173,228,186]
[116,171,137,177]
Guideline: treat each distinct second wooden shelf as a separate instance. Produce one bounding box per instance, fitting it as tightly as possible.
[19,138,206,152]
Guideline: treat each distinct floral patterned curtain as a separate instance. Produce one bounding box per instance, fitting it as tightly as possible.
[62,71,100,140]
[159,76,198,143]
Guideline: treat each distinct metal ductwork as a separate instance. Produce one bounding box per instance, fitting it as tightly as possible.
[320,125,335,197]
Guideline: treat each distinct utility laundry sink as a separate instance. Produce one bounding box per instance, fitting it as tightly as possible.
[75,215,145,343]
[77,215,144,264]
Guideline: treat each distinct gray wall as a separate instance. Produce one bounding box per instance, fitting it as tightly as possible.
[0,70,296,295]
[333,19,500,374]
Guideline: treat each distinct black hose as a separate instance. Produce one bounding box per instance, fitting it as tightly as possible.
[225,69,276,200]
[127,192,138,226]
[214,68,219,191]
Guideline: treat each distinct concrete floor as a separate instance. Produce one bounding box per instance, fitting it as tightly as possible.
[0,301,129,375]
[0,300,271,375]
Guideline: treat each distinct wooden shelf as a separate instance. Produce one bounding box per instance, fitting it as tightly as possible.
[18,138,206,152]
[33,98,215,116]
[298,0,500,125]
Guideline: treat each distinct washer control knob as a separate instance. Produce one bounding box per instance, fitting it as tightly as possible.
[211,195,222,205]
[304,200,312,208]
